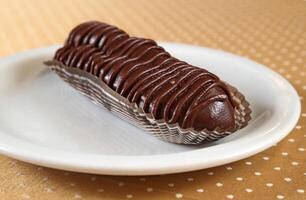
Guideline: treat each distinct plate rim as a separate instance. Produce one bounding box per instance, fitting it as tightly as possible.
[0,42,301,175]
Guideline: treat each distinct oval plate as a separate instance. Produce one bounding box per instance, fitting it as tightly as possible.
[0,43,300,175]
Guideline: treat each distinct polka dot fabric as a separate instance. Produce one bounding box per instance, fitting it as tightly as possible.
[0,0,305,199]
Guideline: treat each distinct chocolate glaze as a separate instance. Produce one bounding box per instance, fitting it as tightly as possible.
[54,21,237,132]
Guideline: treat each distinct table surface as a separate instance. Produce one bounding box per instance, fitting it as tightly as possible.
[0,0,305,199]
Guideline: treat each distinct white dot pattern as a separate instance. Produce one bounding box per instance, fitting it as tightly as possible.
[216,183,223,187]
[245,188,253,193]
[254,172,262,176]
[175,193,183,199]
[196,188,204,193]
[236,177,243,181]
[297,189,304,194]
[276,195,285,199]
[226,194,234,199]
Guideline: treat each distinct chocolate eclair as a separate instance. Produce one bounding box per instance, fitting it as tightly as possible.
[46,21,251,144]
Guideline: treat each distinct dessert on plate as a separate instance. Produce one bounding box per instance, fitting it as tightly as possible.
[45,21,251,144]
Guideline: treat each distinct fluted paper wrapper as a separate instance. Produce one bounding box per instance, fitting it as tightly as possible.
[45,61,251,145]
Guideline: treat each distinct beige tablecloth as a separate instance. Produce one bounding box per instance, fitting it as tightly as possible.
[0,0,305,199]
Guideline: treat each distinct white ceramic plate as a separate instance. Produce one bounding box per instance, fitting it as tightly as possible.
[0,43,300,175]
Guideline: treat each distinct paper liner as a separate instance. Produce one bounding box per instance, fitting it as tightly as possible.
[45,61,252,145]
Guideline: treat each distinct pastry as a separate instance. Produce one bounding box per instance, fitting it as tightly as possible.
[45,21,251,144]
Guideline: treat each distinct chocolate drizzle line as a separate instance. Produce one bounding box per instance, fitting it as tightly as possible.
[53,21,241,132]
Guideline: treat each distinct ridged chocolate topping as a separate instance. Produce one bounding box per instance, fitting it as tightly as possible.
[54,21,238,132]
